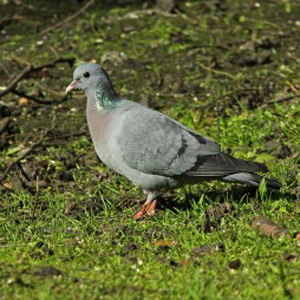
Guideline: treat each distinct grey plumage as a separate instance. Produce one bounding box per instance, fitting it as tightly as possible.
[66,63,280,217]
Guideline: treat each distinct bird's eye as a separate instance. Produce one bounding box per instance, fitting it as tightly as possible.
[84,72,90,78]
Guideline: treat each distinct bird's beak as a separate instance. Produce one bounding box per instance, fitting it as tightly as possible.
[65,79,79,94]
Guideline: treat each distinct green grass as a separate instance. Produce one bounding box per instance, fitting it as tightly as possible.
[1,185,300,299]
[1,0,300,299]
[1,101,299,299]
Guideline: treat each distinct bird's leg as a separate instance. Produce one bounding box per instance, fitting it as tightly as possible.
[133,202,149,219]
[133,192,156,220]
[146,200,157,216]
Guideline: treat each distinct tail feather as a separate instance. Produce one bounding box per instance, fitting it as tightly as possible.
[185,153,281,190]
[223,172,281,190]
[186,153,268,177]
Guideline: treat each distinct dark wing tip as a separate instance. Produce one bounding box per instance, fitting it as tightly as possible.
[185,153,269,177]
[265,178,281,190]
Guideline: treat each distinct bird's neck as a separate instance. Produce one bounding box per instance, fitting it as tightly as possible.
[87,85,122,111]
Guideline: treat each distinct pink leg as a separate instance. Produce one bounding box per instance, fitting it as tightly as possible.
[146,200,157,216]
[133,193,157,220]
[133,202,148,220]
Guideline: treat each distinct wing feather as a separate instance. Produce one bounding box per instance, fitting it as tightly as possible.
[117,105,220,177]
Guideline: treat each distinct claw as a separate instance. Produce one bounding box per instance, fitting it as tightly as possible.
[133,202,148,220]
[133,199,158,219]
[133,209,146,220]
[146,200,157,216]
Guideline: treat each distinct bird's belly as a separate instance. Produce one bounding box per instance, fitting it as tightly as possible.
[96,144,177,191]
[87,108,181,193]
[91,135,179,192]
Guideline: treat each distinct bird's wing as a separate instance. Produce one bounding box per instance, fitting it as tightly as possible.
[184,153,268,177]
[116,105,221,177]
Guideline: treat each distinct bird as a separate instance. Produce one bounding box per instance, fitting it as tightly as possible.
[66,63,281,219]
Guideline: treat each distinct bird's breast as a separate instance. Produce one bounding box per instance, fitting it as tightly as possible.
[87,102,112,157]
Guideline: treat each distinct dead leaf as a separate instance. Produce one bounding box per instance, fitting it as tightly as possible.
[19,97,28,105]
[13,14,24,20]
[157,240,175,247]
[178,259,191,266]
[252,215,291,239]
[3,182,13,189]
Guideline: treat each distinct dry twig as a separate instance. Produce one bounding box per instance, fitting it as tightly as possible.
[261,94,300,108]
[197,62,236,80]
[0,62,11,79]
[12,90,68,105]
[174,8,198,25]
[40,0,95,35]
[0,57,75,98]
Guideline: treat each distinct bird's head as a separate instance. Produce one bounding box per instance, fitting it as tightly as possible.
[66,63,109,93]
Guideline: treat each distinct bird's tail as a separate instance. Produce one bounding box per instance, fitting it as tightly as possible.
[185,153,281,190]
[222,172,281,190]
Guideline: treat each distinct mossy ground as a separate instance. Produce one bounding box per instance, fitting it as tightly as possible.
[1,0,300,299]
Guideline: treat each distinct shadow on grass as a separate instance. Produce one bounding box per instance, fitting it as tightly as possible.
[157,187,295,214]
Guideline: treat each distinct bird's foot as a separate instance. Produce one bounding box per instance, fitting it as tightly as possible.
[146,200,157,217]
[133,200,157,220]
[133,202,148,220]
[133,209,146,220]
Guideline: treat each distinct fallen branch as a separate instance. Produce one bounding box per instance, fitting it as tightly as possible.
[197,62,237,80]
[12,90,68,105]
[245,17,281,30]
[0,57,75,99]
[10,54,31,67]
[35,82,67,98]
[0,62,11,78]
[0,65,31,98]
[0,117,10,135]
[0,116,57,184]
[17,162,31,182]
[261,94,300,108]
[40,0,95,35]
[174,8,198,25]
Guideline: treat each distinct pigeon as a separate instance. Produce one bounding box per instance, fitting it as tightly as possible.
[66,63,281,219]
